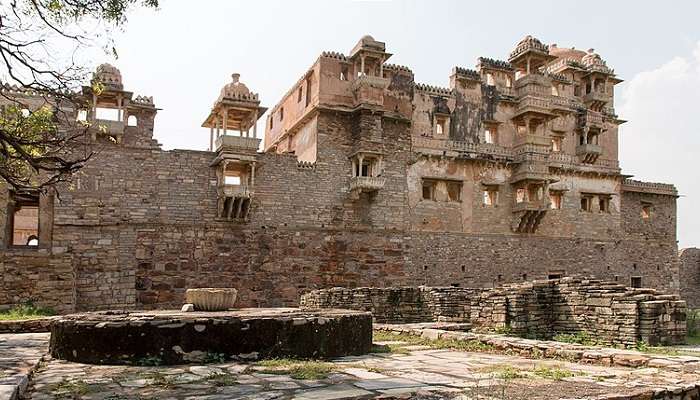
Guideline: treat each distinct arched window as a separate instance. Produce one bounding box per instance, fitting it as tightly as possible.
[127,115,138,126]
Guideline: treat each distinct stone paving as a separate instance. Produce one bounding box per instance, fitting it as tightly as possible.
[0,333,48,400]
[10,335,700,400]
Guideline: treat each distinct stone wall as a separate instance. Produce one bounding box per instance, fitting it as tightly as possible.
[0,108,682,313]
[680,248,700,308]
[470,277,686,346]
[300,286,477,323]
[303,278,687,345]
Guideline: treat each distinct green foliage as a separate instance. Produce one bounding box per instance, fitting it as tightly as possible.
[50,379,91,397]
[532,365,578,380]
[494,324,513,335]
[552,331,600,346]
[687,309,700,344]
[203,352,227,364]
[373,330,494,353]
[371,343,410,355]
[0,301,55,321]
[134,355,163,366]
[482,365,523,380]
[252,359,338,380]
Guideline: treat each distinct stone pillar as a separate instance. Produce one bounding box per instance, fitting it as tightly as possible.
[209,126,214,151]
[360,55,366,76]
[253,110,258,138]
[223,109,228,136]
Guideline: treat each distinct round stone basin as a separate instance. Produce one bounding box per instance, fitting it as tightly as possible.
[185,288,238,311]
[49,308,372,365]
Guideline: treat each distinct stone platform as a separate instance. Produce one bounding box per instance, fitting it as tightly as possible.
[49,308,372,365]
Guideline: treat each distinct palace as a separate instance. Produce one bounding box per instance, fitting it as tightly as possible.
[0,35,690,312]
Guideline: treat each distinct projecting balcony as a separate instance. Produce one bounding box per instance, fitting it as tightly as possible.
[350,176,386,193]
[215,135,261,153]
[578,110,604,129]
[583,91,608,108]
[576,143,602,164]
[512,199,549,213]
[93,119,125,134]
[352,75,389,107]
[219,184,251,198]
[514,96,554,118]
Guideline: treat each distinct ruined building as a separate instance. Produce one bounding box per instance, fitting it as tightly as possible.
[0,36,690,312]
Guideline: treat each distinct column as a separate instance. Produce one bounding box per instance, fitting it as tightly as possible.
[591,77,595,93]
[222,109,228,135]
[117,96,123,121]
[252,110,258,138]
[526,57,531,74]
[209,126,214,151]
[250,162,256,187]
[216,117,220,137]
[358,155,364,176]
[360,55,365,76]
[379,56,384,77]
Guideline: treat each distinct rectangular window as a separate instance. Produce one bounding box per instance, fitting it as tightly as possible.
[549,192,563,210]
[340,65,348,81]
[10,191,40,247]
[305,78,312,107]
[641,203,653,219]
[297,87,303,102]
[269,116,273,129]
[279,107,284,121]
[95,107,120,121]
[446,181,462,202]
[631,276,642,288]
[599,196,611,213]
[516,188,526,203]
[224,175,241,185]
[551,137,562,152]
[580,195,593,212]
[435,116,447,136]
[422,180,436,201]
[483,187,498,206]
[360,160,371,177]
[484,127,497,144]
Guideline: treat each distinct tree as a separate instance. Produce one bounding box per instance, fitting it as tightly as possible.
[0,0,158,190]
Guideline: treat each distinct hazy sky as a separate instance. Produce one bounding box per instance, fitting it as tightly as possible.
[105,0,699,248]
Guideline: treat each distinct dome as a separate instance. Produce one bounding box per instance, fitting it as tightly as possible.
[361,34,375,42]
[94,63,123,89]
[549,44,587,60]
[218,73,255,101]
[509,35,549,60]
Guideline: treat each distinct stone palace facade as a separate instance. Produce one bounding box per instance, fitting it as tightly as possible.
[0,35,690,312]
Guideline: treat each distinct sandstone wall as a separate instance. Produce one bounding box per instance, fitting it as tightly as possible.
[300,286,477,323]
[680,248,700,308]
[470,277,686,346]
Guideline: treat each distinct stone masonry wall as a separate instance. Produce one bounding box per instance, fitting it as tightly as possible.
[680,248,700,308]
[470,277,686,346]
[300,286,477,323]
[0,109,682,313]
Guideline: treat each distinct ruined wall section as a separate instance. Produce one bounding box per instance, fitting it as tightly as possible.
[680,248,700,308]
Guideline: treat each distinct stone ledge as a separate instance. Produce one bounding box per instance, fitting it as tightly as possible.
[374,324,700,370]
[50,308,372,365]
[0,318,55,334]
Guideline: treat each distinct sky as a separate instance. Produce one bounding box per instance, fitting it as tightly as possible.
[103,0,699,248]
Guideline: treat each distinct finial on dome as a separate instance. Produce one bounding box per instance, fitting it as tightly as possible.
[231,73,240,84]
[588,48,595,54]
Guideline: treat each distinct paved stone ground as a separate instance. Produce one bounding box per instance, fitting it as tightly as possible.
[11,337,700,400]
[0,333,49,400]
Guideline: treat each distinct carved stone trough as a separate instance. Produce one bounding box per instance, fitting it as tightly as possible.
[185,288,238,311]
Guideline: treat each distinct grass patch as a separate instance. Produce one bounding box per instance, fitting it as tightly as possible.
[532,365,579,380]
[50,379,91,397]
[252,359,338,380]
[480,364,523,380]
[0,302,55,321]
[552,331,601,346]
[373,331,494,353]
[371,343,410,355]
[142,372,177,388]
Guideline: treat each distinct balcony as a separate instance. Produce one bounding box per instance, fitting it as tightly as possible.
[550,96,573,112]
[215,135,261,153]
[578,110,604,129]
[513,134,551,148]
[93,119,125,135]
[576,143,602,164]
[512,199,549,213]
[219,184,251,198]
[352,75,389,107]
[583,91,608,108]
[515,96,553,118]
[350,176,386,193]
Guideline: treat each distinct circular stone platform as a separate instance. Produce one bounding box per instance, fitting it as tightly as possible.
[49,308,372,365]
